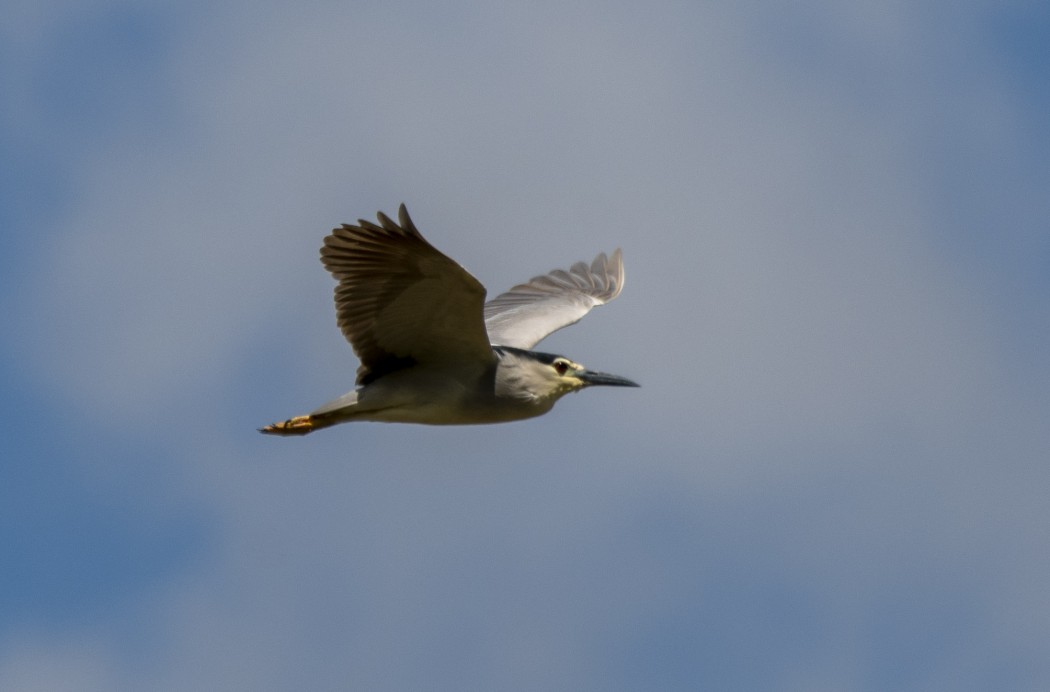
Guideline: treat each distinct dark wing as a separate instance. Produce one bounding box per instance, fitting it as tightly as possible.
[320,204,495,385]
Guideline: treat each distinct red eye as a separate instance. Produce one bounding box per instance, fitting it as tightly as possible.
[554,361,569,375]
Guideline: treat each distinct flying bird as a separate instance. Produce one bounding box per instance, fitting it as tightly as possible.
[260,205,637,435]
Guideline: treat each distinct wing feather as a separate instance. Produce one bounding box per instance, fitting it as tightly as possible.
[483,249,624,349]
[320,205,494,385]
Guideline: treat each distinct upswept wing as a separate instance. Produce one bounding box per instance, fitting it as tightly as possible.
[320,205,495,385]
[483,249,624,349]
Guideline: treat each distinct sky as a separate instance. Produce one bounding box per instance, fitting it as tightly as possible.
[2,1,1049,689]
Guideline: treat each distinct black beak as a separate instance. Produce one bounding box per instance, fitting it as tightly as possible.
[577,369,640,388]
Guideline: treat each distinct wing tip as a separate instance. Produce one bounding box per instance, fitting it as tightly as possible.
[609,247,624,299]
[591,247,624,302]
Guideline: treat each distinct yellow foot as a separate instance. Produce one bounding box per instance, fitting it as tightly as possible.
[258,415,316,436]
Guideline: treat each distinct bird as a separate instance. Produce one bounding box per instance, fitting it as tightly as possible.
[260,204,638,435]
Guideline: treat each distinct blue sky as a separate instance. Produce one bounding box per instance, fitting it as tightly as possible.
[2,1,1049,689]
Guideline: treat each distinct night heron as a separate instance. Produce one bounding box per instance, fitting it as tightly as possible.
[260,205,638,435]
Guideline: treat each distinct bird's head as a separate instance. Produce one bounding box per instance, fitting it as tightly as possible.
[495,346,639,404]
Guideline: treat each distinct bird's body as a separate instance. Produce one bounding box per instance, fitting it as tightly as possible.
[260,205,636,435]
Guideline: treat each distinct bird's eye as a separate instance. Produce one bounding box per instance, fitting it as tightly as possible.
[554,360,569,375]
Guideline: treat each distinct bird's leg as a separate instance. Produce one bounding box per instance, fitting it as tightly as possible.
[258,415,316,436]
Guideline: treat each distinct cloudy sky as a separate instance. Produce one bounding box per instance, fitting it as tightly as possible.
[3,1,1049,689]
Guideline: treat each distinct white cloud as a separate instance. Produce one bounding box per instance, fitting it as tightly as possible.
[0,635,118,692]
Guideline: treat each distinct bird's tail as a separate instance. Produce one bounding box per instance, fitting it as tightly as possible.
[259,391,361,436]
